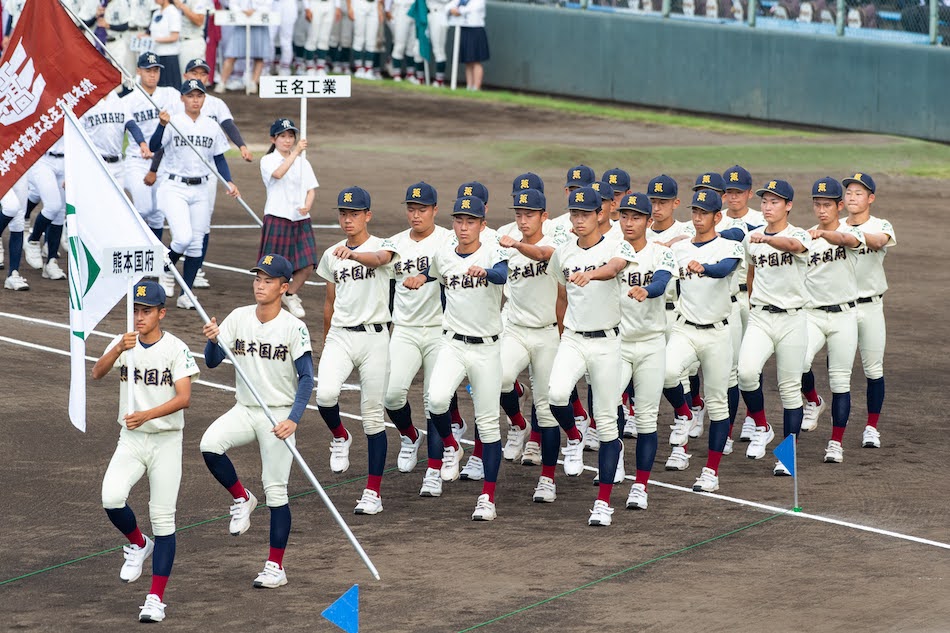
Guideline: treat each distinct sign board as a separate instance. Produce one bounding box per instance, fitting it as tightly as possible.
[258,75,352,99]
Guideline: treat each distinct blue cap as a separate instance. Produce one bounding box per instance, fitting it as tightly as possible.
[690,190,722,213]
[567,186,602,212]
[457,182,489,204]
[180,79,206,95]
[250,253,293,280]
[137,52,164,69]
[693,172,726,193]
[404,182,437,205]
[133,280,166,306]
[453,195,486,218]
[617,192,652,215]
[590,181,613,201]
[338,186,371,210]
[512,172,544,194]
[648,174,678,199]
[511,188,546,210]
[269,118,298,137]
[184,58,211,73]
[722,165,753,191]
[812,177,843,200]
[565,165,596,188]
[842,172,876,194]
[756,179,794,201]
[601,168,631,193]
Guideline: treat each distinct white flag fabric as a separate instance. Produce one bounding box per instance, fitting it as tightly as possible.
[65,112,164,431]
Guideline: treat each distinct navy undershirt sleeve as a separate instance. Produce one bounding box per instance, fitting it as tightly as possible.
[148,125,166,152]
[110,22,130,32]
[719,228,746,242]
[125,120,146,145]
[213,154,232,181]
[289,352,314,424]
[485,261,508,285]
[204,340,226,368]
[220,119,246,147]
[702,258,741,278]
[642,270,672,298]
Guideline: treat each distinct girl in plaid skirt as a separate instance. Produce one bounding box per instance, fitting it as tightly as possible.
[259,118,319,318]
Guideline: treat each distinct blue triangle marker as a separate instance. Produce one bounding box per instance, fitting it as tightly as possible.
[322,584,359,633]
[772,434,796,479]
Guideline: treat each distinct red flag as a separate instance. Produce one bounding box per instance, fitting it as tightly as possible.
[0,0,121,197]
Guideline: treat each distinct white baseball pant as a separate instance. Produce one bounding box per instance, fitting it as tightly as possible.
[500,323,559,429]
[178,37,207,77]
[426,0,448,63]
[664,319,732,421]
[804,307,858,394]
[305,0,336,55]
[329,12,354,48]
[856,298,885,380]
[316,327,389,435]
[388,0,415,61]
[28,155,66,224]
[351,0,379,54]
[272,0,298,67]
[384,324,442,412]
[158,178,211,257]
[2,177,28,232]
[618,334,666,434]
[124,157,164,230]
[738,308,807,409]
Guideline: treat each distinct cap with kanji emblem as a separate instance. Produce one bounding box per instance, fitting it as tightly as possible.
[812,177,843,200]
[567,186,602,212]
[457,182,489,204]
[137,53,164,69]
[180,79,207,94]
[269,118,299,136]
[250,253,294,280]
[337,186,371,210]
[617,192,652,215]
[452,195,486,218]
[690,190,722,213]
[512,172,544,194]
[756,179,794,201]
[722,165,753,191]
[510,188,546,211]
[692,172,726,193]
[403,182,437,206]
[565,165,596,188]
[133,280,166,306]
[648,174,678,200]
[842,172,875,194]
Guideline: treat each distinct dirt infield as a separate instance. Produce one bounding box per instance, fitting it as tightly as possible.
[1,84,948,632]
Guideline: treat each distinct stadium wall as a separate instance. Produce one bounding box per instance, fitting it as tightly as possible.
[483,2,949,142]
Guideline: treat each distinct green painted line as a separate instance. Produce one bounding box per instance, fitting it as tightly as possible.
[457,511,787,632]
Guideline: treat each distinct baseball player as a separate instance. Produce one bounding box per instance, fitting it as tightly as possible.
[426,0,450,84]
[347,0,383,78]
[303,0,340,74]
[387,0,417,81]
[149,79,240,309]
[91,280,199,623]
[403,195,509,520]
[739,179,812,475]
[270,0,298,74]
[550,186,624,527]
[799,177,864,463]
[174,0,209,73]
[842,172,896,449]
[549,164,596,233]
[315,186,398,515]
[81,87,151,183]
[199,254,314,589]
[259,117,319,319]
[1,176,30,290]
[1,0,26,53]
[568,192,674,509]
[328,6,354,74]
[97,0,135,79]
[384,182,453,475]
[23,137,69,280]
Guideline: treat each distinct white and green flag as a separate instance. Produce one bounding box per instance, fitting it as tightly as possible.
[65,112,164,431]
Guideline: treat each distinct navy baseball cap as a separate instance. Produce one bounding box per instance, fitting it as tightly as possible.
[452,195,486,218]
[512,172,544,194]
[137,52,164,69]
[602,168,631,193]
[404,182,437,206]
[251,254,293,280]
[185,58,211,73]
[617,192,652,215]
[567,186,602,212]
[756,179,794,201]
[457,182,489,204]
[338,186,371,210]
[511,188,546,211]
[269,118,298,136]
[590,181,613,201]
[693,172,726,193]
[842,172,876,194]
[690,190,722,213]
[133,280,166,306]
[180,79,206,95]
[565,165,596,188]
[722,165,753,191]
[648,174,678,200]
[812,177,843,200]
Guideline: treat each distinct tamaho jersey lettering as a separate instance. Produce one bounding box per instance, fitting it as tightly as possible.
[157,113,229,177]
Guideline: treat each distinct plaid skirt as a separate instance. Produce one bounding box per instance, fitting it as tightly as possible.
[259,215,319,272]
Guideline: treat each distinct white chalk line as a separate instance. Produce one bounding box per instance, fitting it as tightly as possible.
[200,260,326,287]
[0,331,947,551]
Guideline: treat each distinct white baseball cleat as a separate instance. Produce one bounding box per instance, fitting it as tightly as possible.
[745,424,775,460]
[532,476,557,503]
[622,416,638,439]
[584,427,600,452]
[213,81,226,94]
[329,433,352,473]
[574,413,590,442]
[665,446,691,471]
[138,593,167,623]
[520,441,542,466]
[354,489,383,515]
[471,494,496,521]
[451,420,468,443]
[862,425,881,448]
[688,401,706,439]
[669,414,691,446]
[396,430,423,473]
[460,455,484,481]
[801,396,825,432]
[773,460,791,477]
[253,560,288,588]
[419,468,443,497]
[159,272,176,296]
[176,293,195,310]
[824,440,844,463]
[281,293,306,318]
[119,536,154,583]
[723,437,734,455]
[4,271,29,291]
[42,258,66,280]
[229,490,258,536]
[193,268,210,288]
[440,444,463,481]
[23,240,42,269]
[561,438,584,477]
[693,467,720,492]
[739,416,756,442]
[503,424,528,461]
[625,482,648,510]
[588,500,614,526]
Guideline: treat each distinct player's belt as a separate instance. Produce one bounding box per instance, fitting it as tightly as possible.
[665,302,676,311]
[680,316,728,330]
[168,174,208,185]
[755,304,800,314]
[47,152,65,158]
[343,323,385,332]
[730,295,738,303]
[575,327,619,339]
[856,295,883,304]
[815,301,856,313]
[101,155,121,163]
[445,331,499,344]
[739,283,749,292]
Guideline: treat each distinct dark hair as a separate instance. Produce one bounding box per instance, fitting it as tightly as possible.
[265,143,276,155]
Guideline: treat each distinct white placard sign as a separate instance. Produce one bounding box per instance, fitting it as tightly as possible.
[258,75,352,99]
[129,36,153,53]
[103,247,161,277]
[213,9,281,25]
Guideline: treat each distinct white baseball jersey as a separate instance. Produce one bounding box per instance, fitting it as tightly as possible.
[129,0,154,26]
[732,209,765,230]
[389,225,452,327]
[177,0,209,40]
[603,221,624,248]
[105,332,200,432]
[81,92,134,157]
[505,231,570,328]
[259,152,318,221]
[429,240,509,338]
[200,94,235,124]
[550,235,620,332]
[3,0,26,29]
[648,220,695,306]
[216,305,312,407]
[123,86,181,159]
[716,214,750,294]
[157,113,229,178]
[614,240,677,341]
[316,236,398,327]
[805,222,865,307]
[548,212,573,233]
[104,0,131,31]
[848,216,896,298]
[745,225,812,310]
[672,236,745,325]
